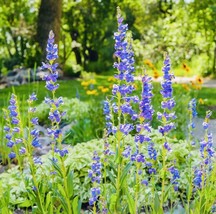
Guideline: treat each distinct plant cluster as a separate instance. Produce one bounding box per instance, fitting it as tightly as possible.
[0,7,216,214]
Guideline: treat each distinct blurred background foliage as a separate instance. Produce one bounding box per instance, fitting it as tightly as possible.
[0,0,215,77]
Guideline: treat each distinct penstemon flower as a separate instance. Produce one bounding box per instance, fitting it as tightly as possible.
[158,54,176,136]
[88,152,102,206]
[168,166,180,191]
[4,94,23,163]
[193,111,214,191]
[101,8,139,213]
[42,30,66,156]
[188,98,197,145]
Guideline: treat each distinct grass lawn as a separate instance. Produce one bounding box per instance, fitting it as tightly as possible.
[0,75,215,118]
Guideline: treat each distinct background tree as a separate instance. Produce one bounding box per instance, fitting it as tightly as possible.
[0,0,38,71]
[0,0,216,77]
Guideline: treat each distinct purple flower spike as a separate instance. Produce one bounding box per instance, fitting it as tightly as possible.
[168,166,180,190]
[193,168,202,188]
[157,55,176,136]
[89,152,102,206]
[139,74,154,121]
[113,8,135,85]
[148,143,157,160]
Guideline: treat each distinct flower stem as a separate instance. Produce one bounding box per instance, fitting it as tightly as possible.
[61,158,73,214]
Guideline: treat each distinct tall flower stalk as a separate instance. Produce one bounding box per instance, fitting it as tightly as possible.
[4,92,46,213]
[42,31,74,214]
[133,72,154,212]
[186,98,197,211]
[193,110,215,212]
[157,54,177,211]
[102,7,137,213]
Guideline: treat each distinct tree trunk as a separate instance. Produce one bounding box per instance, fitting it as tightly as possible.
[36,0,62,61]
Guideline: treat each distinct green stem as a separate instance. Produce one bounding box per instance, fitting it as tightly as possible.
[29,161,46,214]
[61,158,73,214]
[134,162,140,213]
[160,146,166,213]
[93,203,97,214]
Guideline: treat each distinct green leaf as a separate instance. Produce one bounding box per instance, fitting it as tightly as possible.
[154,192,160,212]
[50,159,63,177]
[126,190,136,214]
[120,162,132,188]
[109,193,118,212]
[18,199,32,208]
[109,162,117,175]
[57,184,67,198]
[56,192,68,213]
[106,169,116,189]
[164,185,172,203]
[45,191,52,212]
[72,196,81,214]
[67,170,74,198]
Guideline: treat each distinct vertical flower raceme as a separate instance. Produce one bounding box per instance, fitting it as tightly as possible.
[158,54,176,137]
[200,111,214,170]
[194,111,214,190]
[101,9,138,212]
[42,31,66,155]
[103,8,137,140]
[4,94,22,161]
[168,166,180,191]
[188,98,197,145]
[157,55,179,207]
[113,8,134,83]
[88,152,102,206]
[133,73,156,164]
[28,93,42,150]
[193,168,202,189]
[42,30,59,92]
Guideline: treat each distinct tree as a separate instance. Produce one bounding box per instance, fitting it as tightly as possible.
[0,0,37,70]
[36,0,63,61]
[62,0,145,72]
[190,0,216,75]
